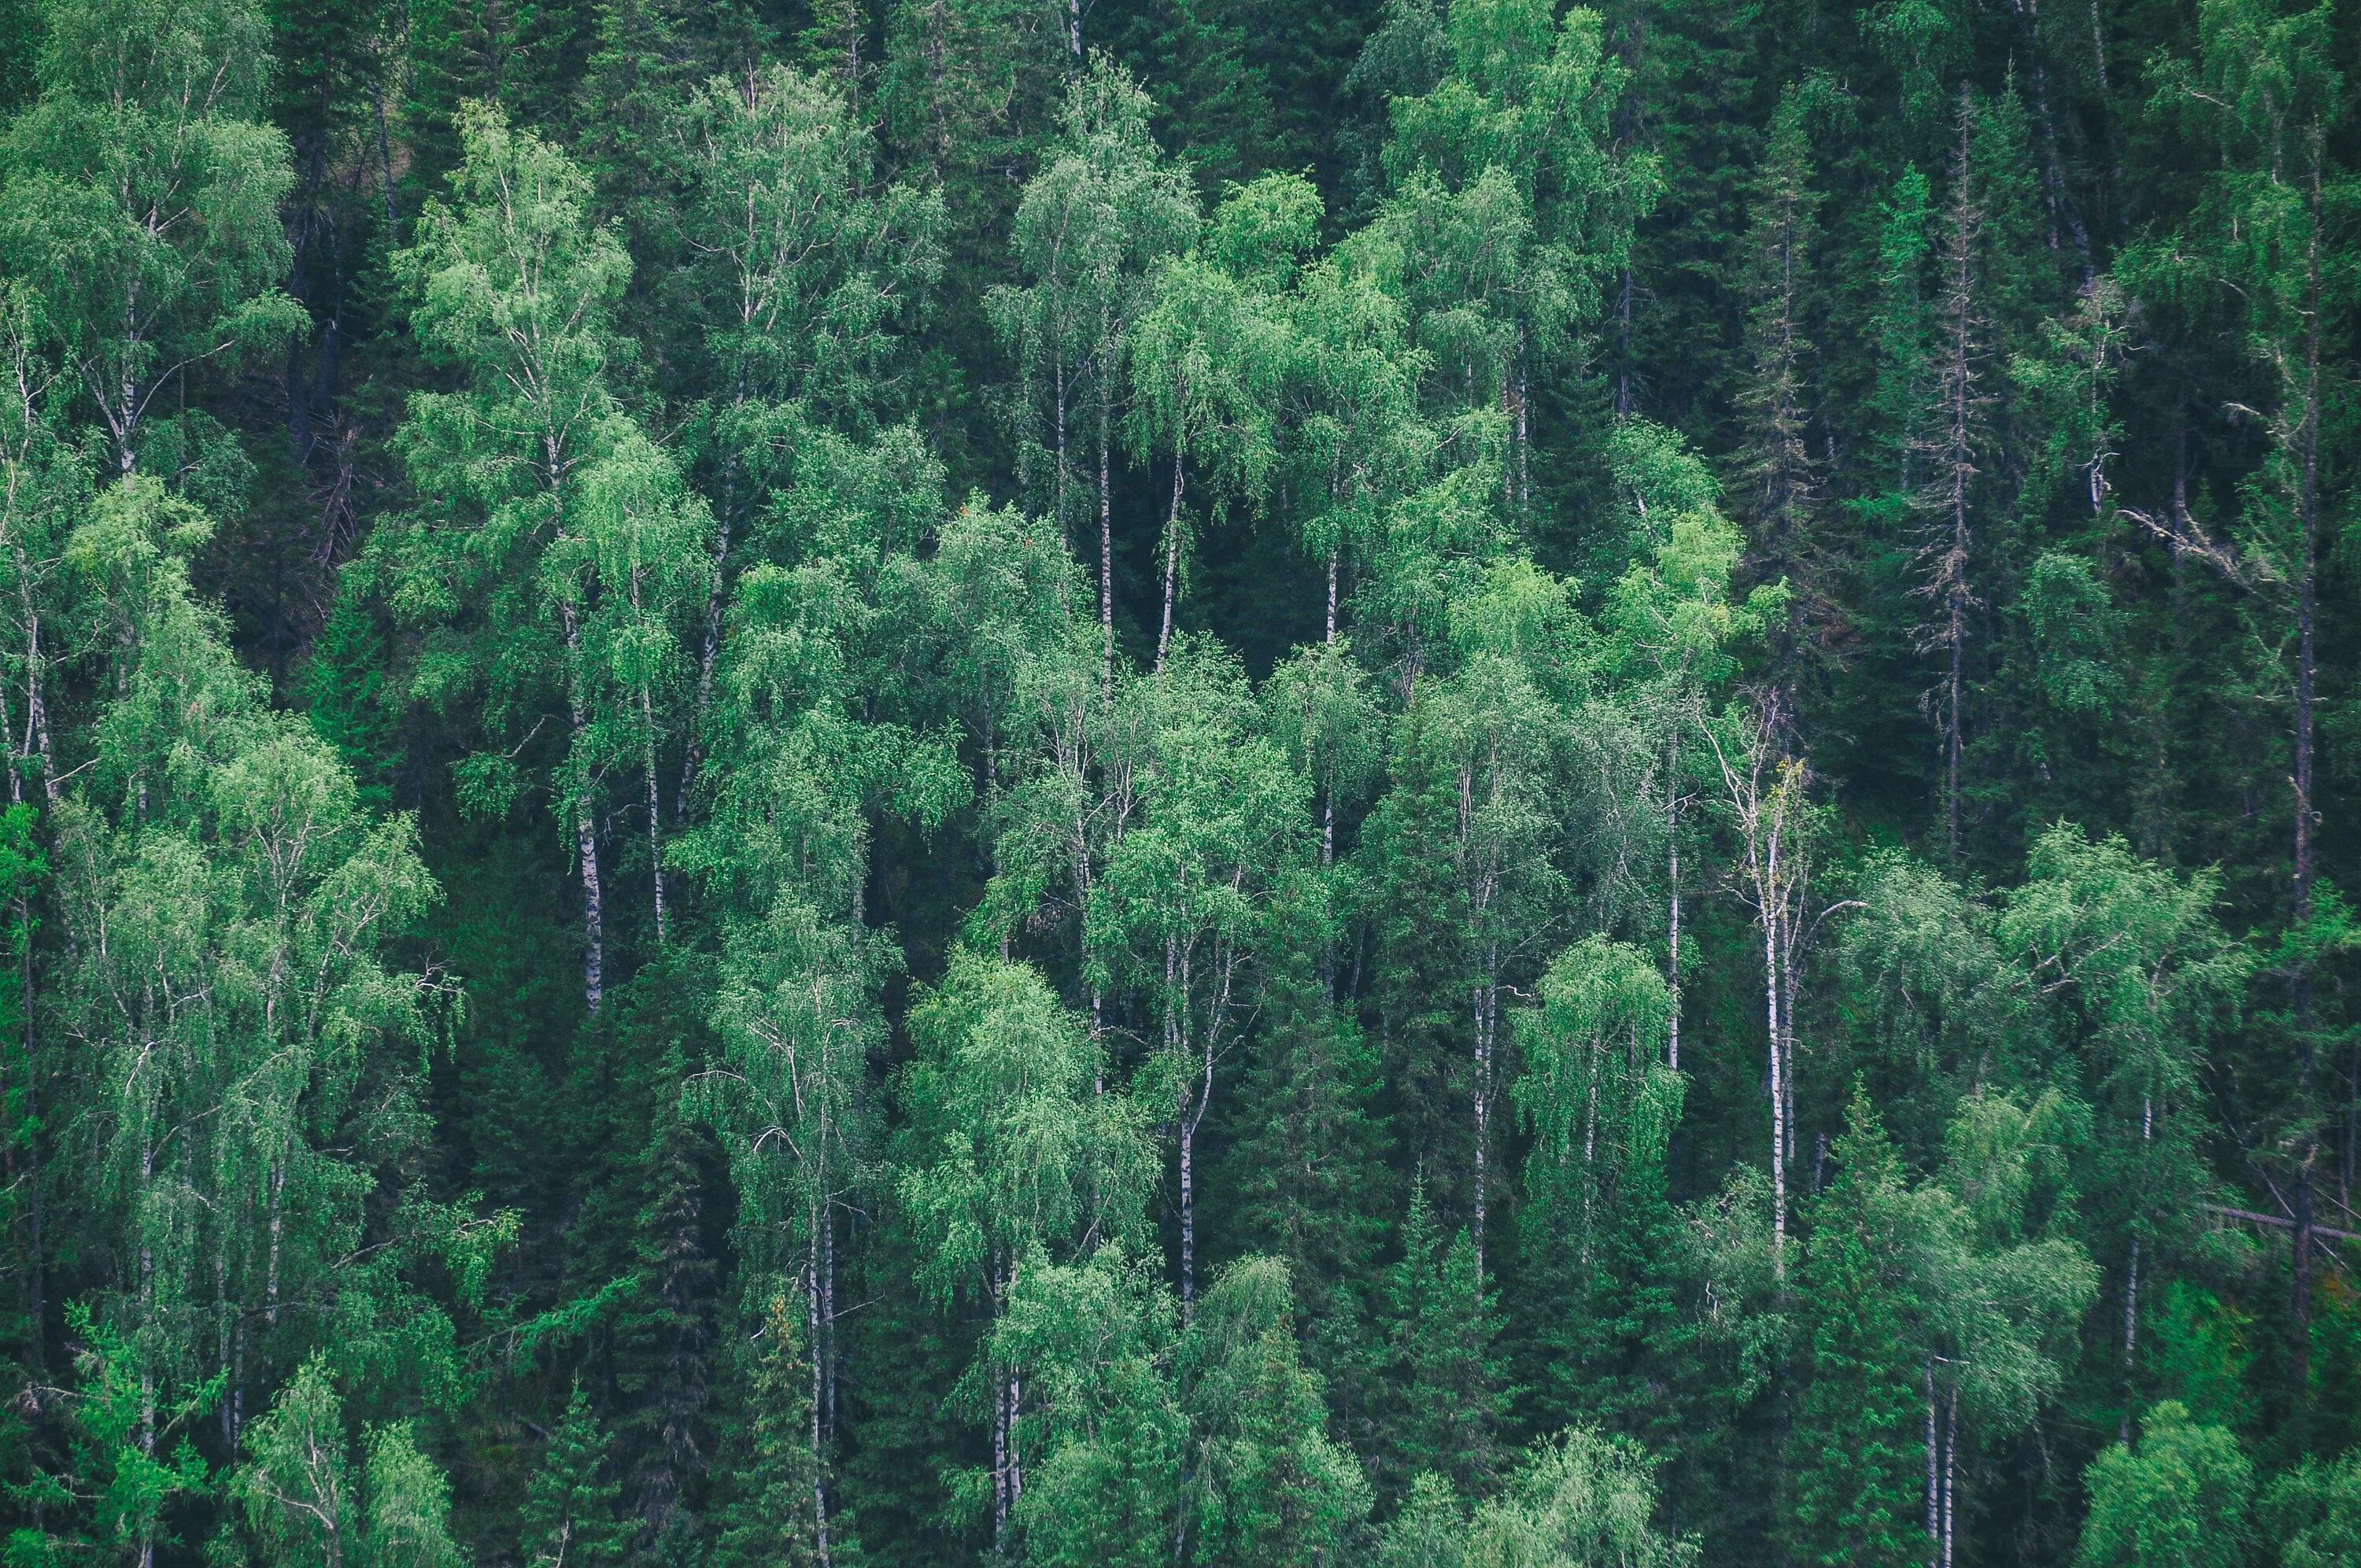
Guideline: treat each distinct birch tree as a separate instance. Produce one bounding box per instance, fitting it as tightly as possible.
[0,0,304,476]
[387,103,635,1011]
[989,56,1197,688]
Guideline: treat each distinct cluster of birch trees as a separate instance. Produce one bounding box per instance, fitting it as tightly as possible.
[0,0,2355,1563]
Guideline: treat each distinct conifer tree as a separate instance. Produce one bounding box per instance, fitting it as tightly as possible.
[1216,873,1389,1421]
[1380,1182,1502,1501]
[1868,167,1934,493]
[1915,87,1990,861]
[11,1308,215,1568]
[1736,81,1824,662]
[710,1296,826,1568]
[1179,1256,1370,1567]
[2138,0,2350,1377]
[521,1384,625,1568]
[1787,1095,1924,1568]
[1365,705,1476,1226]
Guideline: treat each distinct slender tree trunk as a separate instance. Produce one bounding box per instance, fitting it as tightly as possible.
[807,1223,833,1566]
[839,0,861,98]
[1474,937,1495,1275]
[1926,1363,1940,1562]
[1516,354,1531,519]
[1667,733,1681,1072]
[1931,90,1979,863]
[641,683,664,944]
[1765,877,1786,1276]
[575,782,604,1010]
[1325,545,1339,647]
[1941,1388,1958,1568]
[1943,491,1968,859]
[1157,442,1184,670]
[1180,1043,1204,1315]
[677,460,735,820]
[1054,357,1069,547]
[2290,124,2324,1388]
[992,1249,1009,1544]
[9,592,44,1370]
[2123,1090,2150,1439]
[549,452,604,1010]
[822,1205,838,1443]
[1615,266,1635,417]
[265,1160,284,1327]
[1098,382,1114,703]
[1007,1365,1023,1509]
[1777,899,1798,1169]
[23,615,52,803]
[14,880,38,1374]
[1581,1031,1601,1260]
[561,598,604,1013]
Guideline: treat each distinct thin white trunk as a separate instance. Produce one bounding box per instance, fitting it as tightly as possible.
[1157,443,1184,670]
[1925,1363,1941,1563]
[1765,880,1786,1276]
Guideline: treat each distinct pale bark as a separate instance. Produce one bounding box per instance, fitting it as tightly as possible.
[1157,442,1184,670]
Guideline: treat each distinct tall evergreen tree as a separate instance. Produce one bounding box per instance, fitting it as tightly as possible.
[1787,1094,1925,1568]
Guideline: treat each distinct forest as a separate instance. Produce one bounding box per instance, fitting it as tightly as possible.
[0,0,2355,1561]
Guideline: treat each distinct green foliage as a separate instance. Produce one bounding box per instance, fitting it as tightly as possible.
[2264,1451,2361,1568]
[1380,1183,1503,1499]
[0,0,304,470]
[4,4,2357,1568]
[58,473,460,1415]
[897,950,1153,1303]
[521,1384,626,1568]
[708,1296,823,1568]
[229,1356,465,1568]
[7,1307,216,1568]
[1787,1095,1931,1568]
[1180,1257,1370,1566]
[2076,1403,2254,1568]
[992,55,1199,559]
[1376,1427,1691,1568]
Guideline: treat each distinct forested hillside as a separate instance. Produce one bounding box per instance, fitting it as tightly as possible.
[0,0,2355,1561]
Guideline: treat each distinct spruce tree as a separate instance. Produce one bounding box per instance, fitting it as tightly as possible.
[521,1384,625,1568]
[1787,1095,1924,1568]
[1380,1183,1502,1501]
[710,1295,826,1568]
[1735,80,1825,666]
[1365,704,1476,1227]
